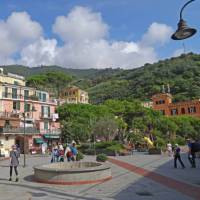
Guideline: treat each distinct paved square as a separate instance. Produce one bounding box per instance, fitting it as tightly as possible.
[0,153,199,200]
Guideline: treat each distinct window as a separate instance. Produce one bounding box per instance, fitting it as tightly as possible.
[171,109,178,115]
[14,81,19,85]
[5,136,9,141]
[5,120,10,128]
[13,101,20,110]
[39,92,42,101]
[42,93,47,102]
[155,100,165,105]
[24,103,31,112]
[188,106,196,114]
[44,121,49,130]
[181,108,185,114]
[4,87,8,98]
[12,88,17,99]
[24,90,29,100]
[160,110,165,115]
[41,106,50,117]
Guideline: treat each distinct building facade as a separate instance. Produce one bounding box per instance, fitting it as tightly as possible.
[60,86,89,104]
[152,93,200,117]
[0,69,60,157]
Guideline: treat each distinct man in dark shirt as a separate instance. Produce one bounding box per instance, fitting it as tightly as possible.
[187,139,196,168]
[174,144,185,169]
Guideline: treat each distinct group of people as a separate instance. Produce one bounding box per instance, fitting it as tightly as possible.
[166,139,200,169]
[50,141,78,163]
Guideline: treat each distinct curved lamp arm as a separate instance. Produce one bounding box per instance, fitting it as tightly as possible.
[180,0,195,19]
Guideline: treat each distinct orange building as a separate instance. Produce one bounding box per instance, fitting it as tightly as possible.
[152,93,200,117]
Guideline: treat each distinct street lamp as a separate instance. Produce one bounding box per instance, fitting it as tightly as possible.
[171,0,197,40]
[23,101,36,168]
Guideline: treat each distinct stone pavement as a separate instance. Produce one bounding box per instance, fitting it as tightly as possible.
[0,153,199,200]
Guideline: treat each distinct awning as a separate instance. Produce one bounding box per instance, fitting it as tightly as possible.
[34,138,44,144]
[43,134,60,139]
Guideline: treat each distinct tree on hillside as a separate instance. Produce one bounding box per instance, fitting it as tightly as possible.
[26,71,72,97]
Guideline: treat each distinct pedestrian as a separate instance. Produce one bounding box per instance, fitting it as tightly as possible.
[174,144,185,169]
[54,145,59,162]
[59,146,64,162]
[167,141,172,157]
[70,141,78,161]
[188,139,200,168]
[187,139,196,168]
[65,146,72,162]
[9,145,20,182]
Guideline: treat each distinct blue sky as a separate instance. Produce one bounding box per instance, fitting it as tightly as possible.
[0,0,199,68]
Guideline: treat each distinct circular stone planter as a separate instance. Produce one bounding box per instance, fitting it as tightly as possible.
[34,162,112,185]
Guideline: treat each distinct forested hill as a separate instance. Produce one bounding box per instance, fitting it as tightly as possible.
[1,53,200,103]
[0,65,122,79]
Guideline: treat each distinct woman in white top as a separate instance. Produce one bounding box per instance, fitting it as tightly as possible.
[167,142,172,156]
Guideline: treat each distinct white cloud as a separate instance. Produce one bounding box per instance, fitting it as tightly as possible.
[141,22,173,46]
[0,8,173,69]
[20,37,57,66]
[0,12,42,64]
[53,6,108,43]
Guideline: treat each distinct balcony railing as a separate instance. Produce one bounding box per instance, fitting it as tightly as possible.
[40,129,61,135]
[40,113,51,119]
[2,92,21,99]
[0,112,20,119]
[0,127,40,134]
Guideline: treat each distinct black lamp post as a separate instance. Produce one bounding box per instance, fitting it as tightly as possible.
[23,102,37,168]
[171,0,197,40]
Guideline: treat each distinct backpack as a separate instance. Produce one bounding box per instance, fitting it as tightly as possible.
[67,151,72,158]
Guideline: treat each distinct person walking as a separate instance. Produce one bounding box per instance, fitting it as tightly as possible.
[187,139,196,168]
[59,146,64,162]
[174,144,185,169]
[65,146,72,162]
[9,145,20,182]
[167,142,173,157]
[70,141,78,161]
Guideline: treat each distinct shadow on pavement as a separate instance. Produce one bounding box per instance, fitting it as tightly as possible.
[0,182,100,200]
[111,153,200,200]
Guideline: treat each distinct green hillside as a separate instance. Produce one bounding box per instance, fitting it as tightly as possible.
[1,52,200,104]
[88,53,200,103]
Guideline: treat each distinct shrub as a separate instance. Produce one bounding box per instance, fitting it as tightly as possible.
[106,144,123,152]
[76,152,84,161]
[83,149,96,155]
[95,141,118,149]
[96,153,107,162]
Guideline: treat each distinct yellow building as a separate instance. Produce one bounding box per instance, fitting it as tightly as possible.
[0,68,25,86]
[60,86,89,104]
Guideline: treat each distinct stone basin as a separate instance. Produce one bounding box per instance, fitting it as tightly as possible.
[34,162,112,185]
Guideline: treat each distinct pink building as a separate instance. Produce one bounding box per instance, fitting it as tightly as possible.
[0,70,60,156]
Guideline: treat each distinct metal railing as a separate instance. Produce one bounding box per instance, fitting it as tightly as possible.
[0,112,20,119]
[0,127,40,134]
[40,129,61,135]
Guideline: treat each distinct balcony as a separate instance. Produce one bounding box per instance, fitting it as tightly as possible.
[2,92,21,99]
[40,113,52,119]
[0,112,20,119]
[0,127,40,134]
[40,128,61,135]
